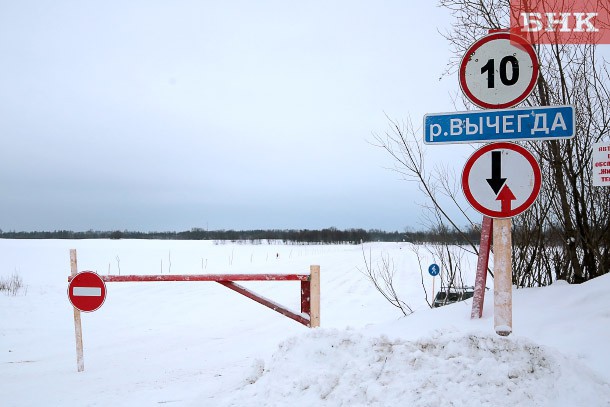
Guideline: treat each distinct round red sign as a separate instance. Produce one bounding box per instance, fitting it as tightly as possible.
[68,271,107,312]
[459,32,539,109]
[462,142,541,219]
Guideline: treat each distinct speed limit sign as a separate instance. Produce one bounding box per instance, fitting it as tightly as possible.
[459,32,539,109]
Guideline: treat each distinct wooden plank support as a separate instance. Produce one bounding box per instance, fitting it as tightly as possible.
[493,218,513,336]
[70,249,85,372]
[217,281,311,327]
[309,265,320,328]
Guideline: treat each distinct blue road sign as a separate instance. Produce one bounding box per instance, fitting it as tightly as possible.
[428,263,440,277]
[423,105,575,144]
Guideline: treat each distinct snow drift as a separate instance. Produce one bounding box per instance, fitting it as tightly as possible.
[220,329,610,406]
[1,239,609,406]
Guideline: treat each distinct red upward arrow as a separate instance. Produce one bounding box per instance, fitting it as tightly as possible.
[496,185,516,214]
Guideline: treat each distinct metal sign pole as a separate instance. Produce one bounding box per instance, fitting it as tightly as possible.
[432,275,435,305]
[471,216,493,319]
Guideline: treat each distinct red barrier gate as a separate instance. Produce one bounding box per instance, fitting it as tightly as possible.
[68,249,320,372]
[83,272,320,327]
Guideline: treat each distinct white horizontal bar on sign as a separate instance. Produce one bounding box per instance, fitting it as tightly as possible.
[73,287,102,297]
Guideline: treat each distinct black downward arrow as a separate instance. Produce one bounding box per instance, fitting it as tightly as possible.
[486,151,506,195]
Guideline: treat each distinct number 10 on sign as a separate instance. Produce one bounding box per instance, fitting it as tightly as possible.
[481,55,519,88]
[459,32,539,109]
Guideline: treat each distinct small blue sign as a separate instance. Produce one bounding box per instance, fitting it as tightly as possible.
[428,263,440,277]
[423,105,575,144]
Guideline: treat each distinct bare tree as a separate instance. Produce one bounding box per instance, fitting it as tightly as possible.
[372,118,481,256]
[365,1,609,314]
[359,245,413,316]
[438,0,610,285]
[361,112,486,315]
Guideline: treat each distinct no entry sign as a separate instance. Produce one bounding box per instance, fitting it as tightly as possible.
[462,142,541,218]
[459,32,539,109]
[68,271,107,312]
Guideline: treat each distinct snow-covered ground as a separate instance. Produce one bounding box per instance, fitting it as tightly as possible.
[1,239,609,406]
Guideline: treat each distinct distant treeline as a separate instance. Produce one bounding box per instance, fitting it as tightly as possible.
[0,227,482,245]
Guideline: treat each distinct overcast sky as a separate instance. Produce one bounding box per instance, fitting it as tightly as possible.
[1,1,475,232]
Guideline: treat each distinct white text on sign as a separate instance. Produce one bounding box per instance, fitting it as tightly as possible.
[424,105,575,145]
[520,13,599,33]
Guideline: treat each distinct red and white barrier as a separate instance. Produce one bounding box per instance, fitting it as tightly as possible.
[67,249,320,372]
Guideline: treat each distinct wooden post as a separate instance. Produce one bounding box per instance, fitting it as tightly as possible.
[309,265,320,328]
[70,249,85,372]
[471,216,493,319]
[493,219,512,336]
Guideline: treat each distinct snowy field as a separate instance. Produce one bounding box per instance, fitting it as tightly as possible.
[1,239,609,406]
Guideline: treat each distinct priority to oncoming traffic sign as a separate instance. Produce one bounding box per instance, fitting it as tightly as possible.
[424,105,574,144]
[462,142,541,219]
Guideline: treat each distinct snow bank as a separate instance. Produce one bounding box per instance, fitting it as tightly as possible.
[2,240,609,406]
[220,329,610,407]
